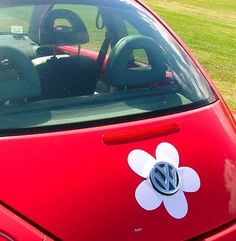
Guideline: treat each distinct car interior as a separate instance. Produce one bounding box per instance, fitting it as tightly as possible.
[0,1,215,132]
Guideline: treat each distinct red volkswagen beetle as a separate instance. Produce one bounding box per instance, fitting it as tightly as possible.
[0,0,235,240]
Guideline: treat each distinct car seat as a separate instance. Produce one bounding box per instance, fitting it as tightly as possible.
[28,9,97,99]
[0,46,41,106]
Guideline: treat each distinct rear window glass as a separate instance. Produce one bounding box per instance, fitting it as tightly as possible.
[0,6,33,33]
[0,0,216,133]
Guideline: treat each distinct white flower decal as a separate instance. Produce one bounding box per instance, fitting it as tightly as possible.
[128,142,200,219]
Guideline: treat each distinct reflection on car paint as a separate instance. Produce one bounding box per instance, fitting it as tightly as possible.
[224,159,236,215]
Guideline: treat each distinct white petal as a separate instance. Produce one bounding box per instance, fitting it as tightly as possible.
[156,142,179,167]
[179,167,201,192]
[128,150,157,178]
[135,180,163,211]
[163,190,188,219]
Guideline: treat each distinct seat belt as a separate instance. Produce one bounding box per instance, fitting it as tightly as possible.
[97,30,114,73]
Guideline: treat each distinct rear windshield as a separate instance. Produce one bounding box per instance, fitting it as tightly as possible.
[0,0,216,133]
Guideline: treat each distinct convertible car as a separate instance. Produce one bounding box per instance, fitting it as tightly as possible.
[0,0,235,240]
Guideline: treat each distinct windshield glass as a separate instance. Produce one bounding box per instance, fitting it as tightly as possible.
[0,0,216,133]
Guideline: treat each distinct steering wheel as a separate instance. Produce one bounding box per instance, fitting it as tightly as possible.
[0,46,41,102]
[53,25,74,33]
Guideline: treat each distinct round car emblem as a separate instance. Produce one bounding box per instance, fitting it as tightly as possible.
[150,162,180,196]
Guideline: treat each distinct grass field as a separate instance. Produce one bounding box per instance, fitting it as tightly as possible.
[143,0,236,110]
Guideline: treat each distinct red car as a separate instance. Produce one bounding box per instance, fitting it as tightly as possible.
[0,0,235,240]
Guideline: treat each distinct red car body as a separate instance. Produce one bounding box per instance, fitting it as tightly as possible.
[0,0,235,241]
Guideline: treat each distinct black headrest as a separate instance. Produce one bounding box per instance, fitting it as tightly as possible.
[29,9,89,46]
[105,35,166,87]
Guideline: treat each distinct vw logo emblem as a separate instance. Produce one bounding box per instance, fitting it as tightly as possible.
[150,162,180,196]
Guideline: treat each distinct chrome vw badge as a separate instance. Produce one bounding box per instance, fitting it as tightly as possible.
[150,162,180,195]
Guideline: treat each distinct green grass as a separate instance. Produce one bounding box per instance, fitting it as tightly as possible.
[0,6,32,33]
[143,0,236,109]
